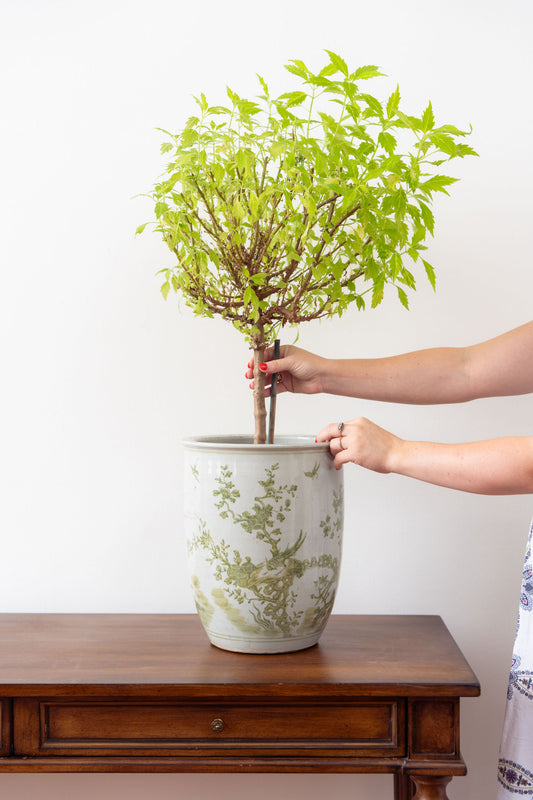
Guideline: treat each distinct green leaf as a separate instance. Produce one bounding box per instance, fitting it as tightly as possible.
[360,93,384,118]
[161,281,170,300]
[212,162,225,184]
[421,101,435,132]
[256,73,269,97]
[183,116,200,130]
[309,74,336,90]
[286,246,302,262]
[438,124,468,136]
[278,90,308,108]
[393,188,407,217]
[237,98,261,117]
[319,62,339,78]
[418,201,435,234]
[135,223,148,236]
[302,194,317,218]
[193,93,209,112]
[235,149,248,173]
[353,65,384,80]
[325,49,349,77]
[423,259,437,290]
[420,175,458,195]
[226,85,239,104]
[313,262,328,280]
[363,164,385,181]
[249,190,259,217]
[371,277,385,308]
[284,59,308,79]
[206,105,231,116]
[378,130,397,155]
[270,140,288,158]
[399,266,416,289]
[396,111,422,131]
[386,85,401,118]
[322,176,344,193]
[456,142,479,158]
[429,132,457,156]
[155,127,175,138]
[232,199,245,220]
[390,252,402,279]
[397,287,409,308]
[155,201,169,218]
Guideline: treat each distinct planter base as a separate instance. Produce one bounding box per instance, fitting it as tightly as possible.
[205,628,322,655]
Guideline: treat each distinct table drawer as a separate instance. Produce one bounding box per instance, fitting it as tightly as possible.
[14,698,405,758]
[0,700,11,756]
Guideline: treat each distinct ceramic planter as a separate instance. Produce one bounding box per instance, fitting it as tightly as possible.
[183,435,344,654]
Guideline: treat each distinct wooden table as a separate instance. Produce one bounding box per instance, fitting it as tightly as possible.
[0,614,479,799]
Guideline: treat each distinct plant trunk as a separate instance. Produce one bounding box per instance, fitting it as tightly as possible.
[253,347,267,444]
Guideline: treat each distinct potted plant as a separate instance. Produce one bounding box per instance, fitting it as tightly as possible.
[139,51,476,653]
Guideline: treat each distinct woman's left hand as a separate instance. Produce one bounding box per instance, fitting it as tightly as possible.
[317,417,403,473]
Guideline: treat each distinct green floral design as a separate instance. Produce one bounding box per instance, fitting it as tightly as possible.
[320,489,343,539]
[188,463,341,637]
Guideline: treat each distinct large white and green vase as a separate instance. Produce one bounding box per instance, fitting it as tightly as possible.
[183,435,344,654]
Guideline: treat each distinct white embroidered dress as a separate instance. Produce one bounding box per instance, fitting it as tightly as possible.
[498,519,533,795]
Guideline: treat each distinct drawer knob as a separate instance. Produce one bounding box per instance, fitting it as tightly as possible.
[210,718,225,733]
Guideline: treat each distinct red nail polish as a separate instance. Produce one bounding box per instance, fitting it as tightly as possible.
[259,363,267,372]
[315,438,318,443]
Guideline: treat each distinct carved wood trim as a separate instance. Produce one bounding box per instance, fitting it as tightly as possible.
[408,700,459,758]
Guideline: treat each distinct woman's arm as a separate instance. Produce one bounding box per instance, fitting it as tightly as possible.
[317,320,533,403]
[318,418,533,495]
[250,320,533,404]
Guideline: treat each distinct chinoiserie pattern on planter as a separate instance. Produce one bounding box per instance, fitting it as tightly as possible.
[187,461,343,639]
[498,518,533,796]
[183,437,344,654]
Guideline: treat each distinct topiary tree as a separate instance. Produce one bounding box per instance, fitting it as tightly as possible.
[138,50,477,443]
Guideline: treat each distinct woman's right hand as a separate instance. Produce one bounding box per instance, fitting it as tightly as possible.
[245,345,327,396]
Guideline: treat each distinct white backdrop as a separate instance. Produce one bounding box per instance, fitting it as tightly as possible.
[1,0,532,797]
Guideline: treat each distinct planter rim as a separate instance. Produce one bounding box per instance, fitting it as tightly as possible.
[183,434,329,453]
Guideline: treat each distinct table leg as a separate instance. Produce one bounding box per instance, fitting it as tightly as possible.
[410,776,452,800]
[394,772,413,799]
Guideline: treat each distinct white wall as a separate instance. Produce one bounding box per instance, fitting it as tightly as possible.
[1,0,532,796]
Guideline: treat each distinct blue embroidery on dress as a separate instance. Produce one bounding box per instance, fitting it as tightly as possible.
[516,526,533,637]
[508,654,521,700]
[521,555,533,613]
[498,759,533,793]
[508,654,533,701]
[516,674,533,700]
[499,520,533,792]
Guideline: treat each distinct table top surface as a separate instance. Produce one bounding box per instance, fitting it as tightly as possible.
[0,613,480,698]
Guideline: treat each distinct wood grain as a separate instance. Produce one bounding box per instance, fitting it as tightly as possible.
[0,614,479,698]
[0,613,480,798]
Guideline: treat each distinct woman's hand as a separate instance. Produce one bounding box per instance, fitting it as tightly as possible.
[318,418,533,494]
[246,345,327,396]
[317,417,403,473]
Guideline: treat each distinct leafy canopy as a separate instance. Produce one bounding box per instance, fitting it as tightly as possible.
[140,51,477,349]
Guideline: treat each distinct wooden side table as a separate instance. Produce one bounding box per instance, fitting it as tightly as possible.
[0,614,479,799]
